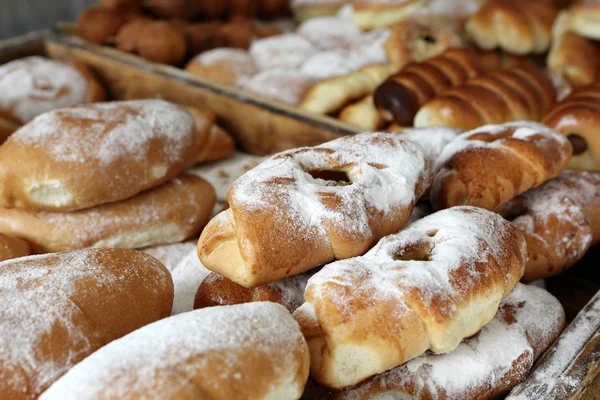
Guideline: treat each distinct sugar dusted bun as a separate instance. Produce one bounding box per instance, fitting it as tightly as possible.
[0,233,30,261]
[0,99,202,212]
[0,248,173,400]
[0,56,105,124]
[0,174,216,253]
[293,206,527,389]
[40,302,309,400]
[184,48,258,86]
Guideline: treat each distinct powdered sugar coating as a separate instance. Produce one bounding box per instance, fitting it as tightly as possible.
[142,240,197,271]
[40,302,306,400]
[0,56,90,123]
[338,283,565,400]
[412,0,483,17]
[249,34,317,71]
[238,69,316,105]
[192,48,258,81]
[297,17,362,50]
[347,29,391,65]
[170,249,211,315]
[12,99,194,166]
[300,50,363,80]
[399,126,462,164]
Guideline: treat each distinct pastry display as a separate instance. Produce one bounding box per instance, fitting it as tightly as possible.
[0,248,173,400]
[543,82,600,171]
[40,302,309,400]
[431,121,572,211]
[293,206,527,388]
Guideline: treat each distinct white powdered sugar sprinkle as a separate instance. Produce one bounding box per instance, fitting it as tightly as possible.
[297,17,362,50]
[238,69,316,105]
[249,34,317,71]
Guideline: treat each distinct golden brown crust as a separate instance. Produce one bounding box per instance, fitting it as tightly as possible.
[196,125,236,163]
[0,234,30,262]
[431,121,572,211]
[338,95,383,130]
[0,174,216,253]
[414,65,557,130]
[77,7,129,45]
[0,248,173,400]
[184,48,258,86]
[352,0,427,30]
[548,31,600,87]
[543,82,600,171]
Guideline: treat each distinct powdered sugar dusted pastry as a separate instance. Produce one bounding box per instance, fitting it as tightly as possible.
[300,50,363,80]
[249,33,317,70]
[0,56,105,124]
[170,249,211,314]
[0,234,30,262]
[0,249,173,400]
[0,99,204,212]
[432,122,572,211]
[352,0,427,30]
[40,303,309,400]
[336,283,565,399]
[184,48,258,86]
[198,132,432,288]
[0,174,216,253]
[239,69,316,105]
[293,206,527,388]
[348,28,391,66]
[291,0,347,22]
[297,16,362,50]
[497,171,600,281]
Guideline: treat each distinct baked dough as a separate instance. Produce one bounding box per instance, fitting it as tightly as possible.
[352,0,427,30]
[184,48,258,86]
[0,234,30,262]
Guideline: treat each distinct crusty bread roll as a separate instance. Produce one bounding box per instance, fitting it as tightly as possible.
[498,171,600,281]
[557,1,600,40]
[374,49,481,126]
[338,95,383,130]
[0,174,216,253]
[184,48,258,86]
[199,132,432,288]
[0,233,30,261]
[195,270,313,313]
[352,0,426,30]
[465,0,560,54]
[293,206,527,389]
[431,121,572,211]
[40,302,309,400]
[183,106,236,164]
[336,283,565,399]
[77,6,130,45]
[0,56,105,125]
[0,99,203,212]
[542,82,600,171]
[0,248,173,400]
[414,65,557,130]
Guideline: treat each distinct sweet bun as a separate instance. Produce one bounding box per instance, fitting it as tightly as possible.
[0,174,216,253]
[182,106,235,164]
[0,248,173,400]
[184,48,258,86]
[338,95,383,130]
[77,7,129,45]
[0,56,105,124]
[0,99,202,212]
[239,69,316,105]
[0,233,30,261]
[40,303,309,400]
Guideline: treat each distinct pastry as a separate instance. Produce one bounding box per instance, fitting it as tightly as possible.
[399,126,463,165]
[217,18,259,50]
[300,50,365,80]
[465,0,560,54]
[0,174,215,253]
[40,303,309,400]
[548,31,600,88]
[411,0,485,20]
[374,49,481,126]
[293,206,527,388]
[0,248,173,400]
[291,0,347,22]
[296,16,362,50]
[431,121,572,211]
[558,1,600,40]
[238,69,316,105]
[195,270,313,313]
[0,99,203,211]
[184,48,258,86]
[352,0,427,30]
[414,65,557,130]
[336,283,565,399]
[0,56,105,124]
[384,14,467,69]
[543,82,600,171]
[77,6,129,45]
[184,106,235,164]
[300,64,397,115]
[0,234,30,262]
[198,132,432,288]
[249,34,317,71]
[498,171,600,281]
[339,95,383,130]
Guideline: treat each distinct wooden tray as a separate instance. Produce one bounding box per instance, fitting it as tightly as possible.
[1,31,599,399]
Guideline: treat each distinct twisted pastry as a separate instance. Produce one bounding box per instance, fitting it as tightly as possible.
[414,65,557,130]
[198,132,432,287]
[374,49,481,126]
[542,82,600,171]
[431,121,572,211]
[498,171,600,281]
[465,0,560,54]
[293,206,527,388]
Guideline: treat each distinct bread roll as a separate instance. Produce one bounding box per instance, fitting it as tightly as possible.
[466,0,559,54]
[77,6,129,45]
[557,1,600,40]
[336,283,565,399]
[542,82,600,171]
[0,56,105,124]
[0,233,30,261]
[183,106,235,164]
[0,248,173,400]
[250,34,317,71]
[293,206,527,388]
[239,69,316,105]
[198,132,432,288]
[40,302,309,400]
[338,95,383,130]
[374,49,481,126]
[432,121,572,211]
[498,171,600,281]
[0,174,216,253]
[0,99,202,211]
[414,65,557,130]
[184,48,258,86]
[352,0,426,30]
